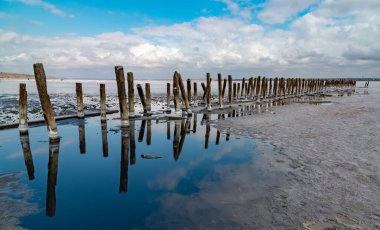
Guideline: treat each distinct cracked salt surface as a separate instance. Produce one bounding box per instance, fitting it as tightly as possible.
[217,82,380,229]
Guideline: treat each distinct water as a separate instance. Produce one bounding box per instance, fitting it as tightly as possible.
[0,113,262,229]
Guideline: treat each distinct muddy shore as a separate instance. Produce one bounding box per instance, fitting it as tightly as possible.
[218,90,380,229]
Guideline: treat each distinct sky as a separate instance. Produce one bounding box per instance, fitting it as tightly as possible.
[0,0,379,79]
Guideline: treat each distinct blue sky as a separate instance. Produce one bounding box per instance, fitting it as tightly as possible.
[0,0,379,79]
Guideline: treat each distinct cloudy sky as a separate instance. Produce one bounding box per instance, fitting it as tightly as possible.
[0,0,379,79]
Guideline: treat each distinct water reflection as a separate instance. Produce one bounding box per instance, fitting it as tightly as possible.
[78,119,86,154]
[20,133,35,180]
[46,139,60,217]
[101,121,108,157]
[138,120,146,142]
[173,120,180,160]
[147,120,152,145]
[119,127,129,193]
[129,121,136,165]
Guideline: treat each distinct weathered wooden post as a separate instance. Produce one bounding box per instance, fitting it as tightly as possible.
[233,82,237,101]
[115,65,129,127]
[33,63,59,140]
[173,73,180,114]
[193,82,198,106]
[269,78,273,98]
[166,83,171,112]
[256,76,261,101]
[261,77,266,99]
[206,73,212,111]
[46,139,60,217]
[187,79,191,105]
[222,78,227,99]
[241,78,245,97]
[20,133,34,180]
[253,77,257,99]
[177,72,192,114]
[237,83,240,99]
[201,82,207,101]
[119,127,129,193]
[127,72,135,117]
[228,75,233,105]
[146,120,151,145]
[218,73,223,109]
[145,83,152,114]
[76,83,85,118]
[101,121,108,157]
[19,83,28,134]
[137,84,147,113]
[78,119,86,154]
[100,84,107,122]
[273,77,278,98]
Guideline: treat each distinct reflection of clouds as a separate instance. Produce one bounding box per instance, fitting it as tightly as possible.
[147,138,252,191]
[0,172,39,229]
[6,137,74,159]
[144,159,285,229]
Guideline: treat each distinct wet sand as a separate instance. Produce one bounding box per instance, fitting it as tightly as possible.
[218,91,380,229]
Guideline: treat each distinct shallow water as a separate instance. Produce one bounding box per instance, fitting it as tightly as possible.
[0,112,265,229]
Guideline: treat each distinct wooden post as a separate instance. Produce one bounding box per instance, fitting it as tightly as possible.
[100,84,106,122]
[187,79,191,105]
[119,127,129,193]
[261,77,266,99]
[177,72,191,114]
[19,83,28,134]
[127,72,135,117]
[233,82,237,101]
[256,76,261,101]
[237,83,240,99]
[201,82,207,101]
[273,77,278,98]
[20,133,34,180]
[173,72,180,113]
[78,119,86,154]
[218,73,223,109]
[33,63,59,140]
[145,83,152,114]
[253,78,257,99]
[101,121,108,157]
[206,73,212,111]
[193,82,198,106]
[46,139,60,217]
[137,84,147,113]
[269,78,273,98]
[76,83,84,118]
[115,65,129,127]
[222,78,227,99]
[241,78,245,97]
[228,75,232,105]
[166,83,171,112]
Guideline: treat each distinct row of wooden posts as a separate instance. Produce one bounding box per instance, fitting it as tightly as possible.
[18,63,356,140]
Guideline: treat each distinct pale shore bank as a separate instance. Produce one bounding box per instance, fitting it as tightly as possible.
[218,89,380,229]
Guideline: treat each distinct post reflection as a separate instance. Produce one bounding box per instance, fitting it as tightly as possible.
[216,130,220,145]
[101,121,108,157]
[78,119,86,154]
[119,127,129,193]
[46,139,60,217]
[138,120,146,142]
[20,133,35,180]
[146,120,151,145]
[177,118,190,159]
[205,115,210,149]
[173,120,180,160]
[129,121,136,165]
[192,114,197,133]
[167,121,170,140]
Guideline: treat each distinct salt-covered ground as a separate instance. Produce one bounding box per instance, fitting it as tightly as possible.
[217,87,380,229]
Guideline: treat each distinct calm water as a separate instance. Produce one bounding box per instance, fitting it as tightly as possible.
[0,112,263,229]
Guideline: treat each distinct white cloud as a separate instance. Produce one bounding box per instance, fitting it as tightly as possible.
[10,0,74,17]
[258,0,319,24]
[219,0,253,19]
[0,1,379,79]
